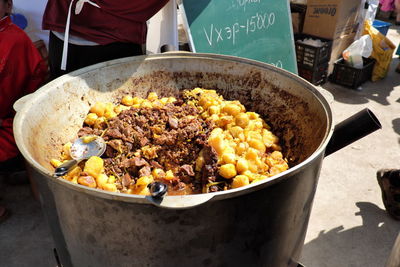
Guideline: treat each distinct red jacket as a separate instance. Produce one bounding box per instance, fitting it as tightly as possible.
[42,0,170,45]
[0,17,47,162]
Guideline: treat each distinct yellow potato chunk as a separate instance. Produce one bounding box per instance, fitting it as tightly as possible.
[50,159,62,168]
[236,158,249,173]
[102,183,118,192]
[222,153,236,164]
[152,100,163,109]
[71,176,78,184]
[82,135,97,144]
[132,176,154,195]
[195,156,205,171]
[208,105,220,115]
[137,175,154,186]
[165,170,175,180]
[167,97,177,103]
[140,100,153,108]
[235,113,249,128]
[231,175,250,189]
[221,145,235,154]
[157,97,167,105]
[90,102,107,117]
[104,110,117,119]
[114,104,130,114]
[242,170,257,182]
[96,173,109,189]
[255,157,269,172]
[248,139,266,154]
[262,129,279,148]
[271,151,283,159]
[217,116,234,127]
[133,186,150,196]
[84,113,98,126]
[219,164,237,179]
[236,142,248,156]
[222,103,241,116]
[210,127,223,137]
[248,160,258,173]
[147,92,158,101]
[78,175,97,188]
[61,142,72,160]
[246,148,259,160]
[246,131,262,141]
[246,112,259,120]
[269,166,283,176]
[64,166,82,181]
[198,96,212,108]
[132,97,143,105]
[121,95,134,106]
[84,156,104,179]
[208,134,226,155]
[247,120,263,131]
[108,175,116,184]
[229,126,243,138]
[104,102,114,113]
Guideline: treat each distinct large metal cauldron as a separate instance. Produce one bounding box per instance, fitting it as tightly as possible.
[13,53,379,267]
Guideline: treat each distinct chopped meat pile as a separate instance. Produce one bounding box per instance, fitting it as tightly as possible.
[78,102,221,195]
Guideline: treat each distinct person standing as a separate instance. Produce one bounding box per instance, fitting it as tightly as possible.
[42,0,170,79]
[0,0,48,222]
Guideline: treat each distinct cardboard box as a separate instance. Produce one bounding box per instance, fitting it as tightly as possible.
[292,13,301,34]
[328,33,356,74]
[291,3,307,34]
[303,0,362,39]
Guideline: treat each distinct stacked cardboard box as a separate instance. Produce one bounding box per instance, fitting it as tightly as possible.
[302,0,362,74]
[291,3,307,34]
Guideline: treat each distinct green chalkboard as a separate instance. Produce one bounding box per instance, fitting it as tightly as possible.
[181,0,297,74]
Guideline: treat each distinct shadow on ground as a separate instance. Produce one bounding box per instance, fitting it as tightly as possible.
[301,202,400,267]
[323,57,400,107]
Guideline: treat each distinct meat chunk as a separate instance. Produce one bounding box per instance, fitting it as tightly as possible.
[120,157,148,168]
[138,166,151,177]
[180,164,195,176]
[122,173,132,188]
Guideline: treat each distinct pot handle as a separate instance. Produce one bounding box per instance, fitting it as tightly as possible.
[13,92,36,113]
[325,108,381,156]
[145,193,214,209]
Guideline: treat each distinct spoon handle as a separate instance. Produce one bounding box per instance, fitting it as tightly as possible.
[54,159,79,177]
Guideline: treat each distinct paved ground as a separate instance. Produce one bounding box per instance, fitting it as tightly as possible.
[0,27,399,267]
[301,26,400,266]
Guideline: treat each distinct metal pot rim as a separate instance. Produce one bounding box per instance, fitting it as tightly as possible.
[14,53,334,209]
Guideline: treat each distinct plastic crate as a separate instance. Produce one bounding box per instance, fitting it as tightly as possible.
[298,62,328,85]
[295,34,333,70]
[330,57,376,89]
[372,20,392,36]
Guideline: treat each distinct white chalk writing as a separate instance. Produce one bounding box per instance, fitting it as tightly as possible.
[203,12,275,46]
[270,60,283,69]
[236,0,261,12]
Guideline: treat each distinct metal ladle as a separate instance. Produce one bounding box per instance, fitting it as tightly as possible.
[54,136,106,177]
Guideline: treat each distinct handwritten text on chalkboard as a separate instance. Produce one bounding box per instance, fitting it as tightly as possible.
[235,0,261,12]
[203,11,275,46]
